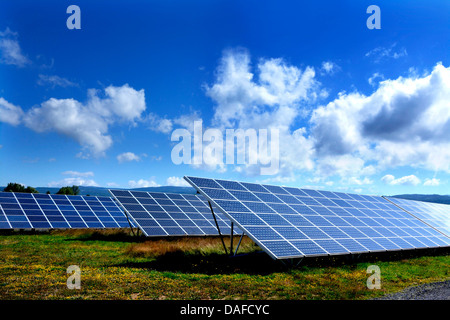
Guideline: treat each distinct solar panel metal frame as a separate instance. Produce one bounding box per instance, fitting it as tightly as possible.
[184,176,450,260]
[109,189,241,237]
[0,192,131,229]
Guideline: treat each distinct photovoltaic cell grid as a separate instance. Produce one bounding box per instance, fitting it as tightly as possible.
[0,192,131,229]
[184,176,450,260]
[385,197,450,237]
[109,190,241,237]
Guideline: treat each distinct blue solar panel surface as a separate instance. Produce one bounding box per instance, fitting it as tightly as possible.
[0,192,131,229]
[109,190,240,237]
[385,197,450,237]
[185,176,450,259]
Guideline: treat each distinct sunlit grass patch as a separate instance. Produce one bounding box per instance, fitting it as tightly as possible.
[0,230,448,300]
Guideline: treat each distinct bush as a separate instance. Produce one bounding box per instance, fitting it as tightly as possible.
[3,182,38,193]
[56,185,80,195]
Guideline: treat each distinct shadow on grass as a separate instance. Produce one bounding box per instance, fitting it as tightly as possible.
[114,250,286,275]
[113,246,450,275]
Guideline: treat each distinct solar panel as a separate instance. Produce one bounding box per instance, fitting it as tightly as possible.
[109,190,240,237]
[184,176,450,260]
[384,197,450,237]
[0,192,131,229]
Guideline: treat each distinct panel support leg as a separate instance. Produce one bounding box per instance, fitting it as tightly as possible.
[230,222,234,255]
[208,201,228,255]
[124,210,136,236]
[234,231,245,256]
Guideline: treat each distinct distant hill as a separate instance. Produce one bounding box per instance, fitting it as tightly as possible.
[0,185,197,197]
[391,194,450,205]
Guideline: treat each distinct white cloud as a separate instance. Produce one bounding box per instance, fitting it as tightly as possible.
[143,48,450,186]
[47,177,99,187]
[165,176,190,187]
[201,48,321,176]
[0,28,30,67]
[47,170,98,187]
[365,43,407,63]
[117,152,141,163]
[311,63,450,174]
[347,176,373,186]
[0,97,24,126]
[381,174,421,186]
[24,97,113,157]
[320,61,339,75]
[37,74,77,88]
[147,114,173,133]
[128,178,160,188]
[106,182,120,187]
[206,48,320,129]
[368,72,384,87]
[62,171,94,177]
[23,84,146,157]
[423,178,440,186]
[87,84,146,124]
[381,174,395,184]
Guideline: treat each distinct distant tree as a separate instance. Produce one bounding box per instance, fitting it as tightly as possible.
[4,182,25,193]
[72,185,80,195]
[46,191,51,195]
[24,186,39,193]
[4,182,38,193]
[56,185,80,195]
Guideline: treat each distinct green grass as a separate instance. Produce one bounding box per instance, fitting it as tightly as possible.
[0,229,448,300]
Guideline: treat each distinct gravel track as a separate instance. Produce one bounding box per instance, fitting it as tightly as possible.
[375,280,450,300]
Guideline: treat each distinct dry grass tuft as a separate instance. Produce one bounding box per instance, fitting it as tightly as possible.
[125,236,257,257]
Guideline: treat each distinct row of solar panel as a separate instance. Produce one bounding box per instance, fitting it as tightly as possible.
[0,192,131,229]
[109,190,240,236]
[185,177,382,201]
[184,176,450,259]
[386,197,450,236]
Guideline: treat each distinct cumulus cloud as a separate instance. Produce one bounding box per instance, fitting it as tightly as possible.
[311,63,450,174]
[368,72,384,87]
[47,177,99,187]
[48,171,98,187]
[320,61,339,75]
[22,84,146,157]
[423,178,440,186]
[0,28,30,67]
[117,152,141,163]
[106,182,120,187]
[62,171,94,177]
[206,48,320,129]
[200,48,321,176]
[0,97,24,126]
[165,49,450,184]
[165,176,190,187]
[128,178,160,188]
[147,113,173,133]
[381,174,421,186]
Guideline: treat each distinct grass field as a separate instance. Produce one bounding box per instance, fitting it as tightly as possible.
[0,229,449,300]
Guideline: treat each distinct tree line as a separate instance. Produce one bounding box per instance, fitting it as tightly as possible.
[3,182,80,195]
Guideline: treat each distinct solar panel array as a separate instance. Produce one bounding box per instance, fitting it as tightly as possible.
[109,190,240,237]
[0,192,131,229]
[184,176,450,260]
[385,197,450,237]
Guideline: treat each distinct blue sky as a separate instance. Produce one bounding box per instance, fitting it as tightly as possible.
[0,0,449,196]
